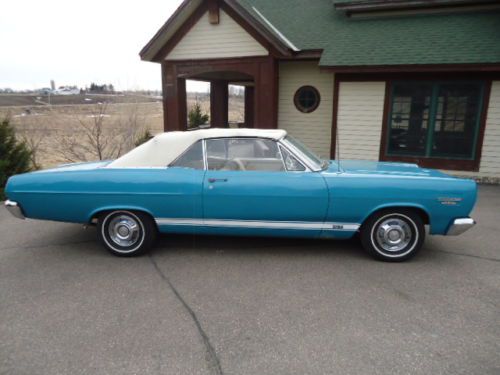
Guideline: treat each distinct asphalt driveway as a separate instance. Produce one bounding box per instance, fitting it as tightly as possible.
[1,186,499,375]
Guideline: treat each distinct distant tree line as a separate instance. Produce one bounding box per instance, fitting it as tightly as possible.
[0,86,164,96]
[86,83,115,94]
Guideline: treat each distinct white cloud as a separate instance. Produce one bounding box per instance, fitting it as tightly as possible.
[0,0,185,90]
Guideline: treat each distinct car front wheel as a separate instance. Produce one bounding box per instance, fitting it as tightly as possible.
[361,209,425,262]
[98,211,157,257]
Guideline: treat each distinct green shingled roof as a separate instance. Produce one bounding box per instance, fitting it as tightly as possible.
[236,0,500,67]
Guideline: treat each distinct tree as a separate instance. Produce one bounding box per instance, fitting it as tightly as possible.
[55,103,124,162]
[134,128,153,147]
[0,118,32,200]
[54,102,144,163]
[20,132,44,171]
[188,102,209,128]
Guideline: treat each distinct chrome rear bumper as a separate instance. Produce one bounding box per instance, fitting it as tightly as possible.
[447,218,475,236]
[4,200,25,220]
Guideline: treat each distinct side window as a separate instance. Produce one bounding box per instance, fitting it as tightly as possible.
[280,146,306,172]
[206,138,285,172]
[206,139,227,159]
[170,141,204,170]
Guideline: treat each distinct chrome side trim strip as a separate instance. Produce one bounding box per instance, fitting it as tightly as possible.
[4,200,25,220]
[155,218,360,232]
[447,217,476,236]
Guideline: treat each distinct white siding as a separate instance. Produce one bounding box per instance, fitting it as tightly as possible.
[477,81,500,178]
[166,10,268,60]
[337,82,386,160]
[334,81,500,180]
[278,61,334,158]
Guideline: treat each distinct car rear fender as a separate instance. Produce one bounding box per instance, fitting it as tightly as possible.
[87,205,156,224]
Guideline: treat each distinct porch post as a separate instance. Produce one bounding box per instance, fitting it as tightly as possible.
[210,80,229,127]
[254,57,278,129]
[244,86,255,128]
[162,62,187,132]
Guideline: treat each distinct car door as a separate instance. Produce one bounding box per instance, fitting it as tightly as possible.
[202,137,329,237]
[155,140,206,234]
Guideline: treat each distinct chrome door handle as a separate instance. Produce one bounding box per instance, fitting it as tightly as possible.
[208,178,228,183]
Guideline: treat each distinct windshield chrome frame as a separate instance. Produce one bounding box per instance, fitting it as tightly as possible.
[277,142,310,172]
[278,136,323,172]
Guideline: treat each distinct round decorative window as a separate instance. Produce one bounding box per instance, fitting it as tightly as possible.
[294,86,321,113]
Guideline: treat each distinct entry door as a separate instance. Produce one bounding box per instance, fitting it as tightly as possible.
[203,138,329,236]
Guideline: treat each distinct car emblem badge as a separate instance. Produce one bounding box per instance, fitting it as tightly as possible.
[438,197,462,206]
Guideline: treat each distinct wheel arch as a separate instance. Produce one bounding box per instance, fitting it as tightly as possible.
[88,206,157,226]
[361,204,430,228]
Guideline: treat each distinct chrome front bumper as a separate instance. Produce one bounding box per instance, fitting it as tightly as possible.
[4,200,25,220]
[447,218,475,236]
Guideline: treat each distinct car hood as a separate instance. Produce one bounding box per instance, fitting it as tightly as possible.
[330,160,456,179]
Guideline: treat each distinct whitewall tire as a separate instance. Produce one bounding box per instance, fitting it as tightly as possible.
[361,209,425,262]
[98,211,157,257]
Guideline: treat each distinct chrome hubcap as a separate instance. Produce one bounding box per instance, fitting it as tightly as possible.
[375,218,412,252]
[108,215,141,247]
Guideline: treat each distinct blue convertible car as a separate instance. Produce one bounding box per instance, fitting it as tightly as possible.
[4,128,476,261]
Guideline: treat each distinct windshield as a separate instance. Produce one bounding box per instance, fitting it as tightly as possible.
[282,135,328,171]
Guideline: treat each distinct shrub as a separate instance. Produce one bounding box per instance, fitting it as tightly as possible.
[188,102,209,128]
[0,118,32,200]
[134,128,153,147]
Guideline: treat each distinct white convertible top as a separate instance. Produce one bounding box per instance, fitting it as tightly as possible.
[107,128,287,168]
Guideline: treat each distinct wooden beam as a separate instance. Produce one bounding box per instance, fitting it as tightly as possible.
[210,80,229,127]
[254,57,278,129]
[329,77,340,159]
[244,86,255,128]
[162,62,187,132]
[208,0,220,24]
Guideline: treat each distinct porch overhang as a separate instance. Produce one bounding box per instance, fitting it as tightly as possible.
[140,0,296,63]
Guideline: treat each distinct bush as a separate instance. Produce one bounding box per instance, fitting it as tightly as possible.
[0,118,33,200]
[134,128,153,147]
[188,102,209,128]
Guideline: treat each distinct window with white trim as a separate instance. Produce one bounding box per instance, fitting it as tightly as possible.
[387,81,484,161]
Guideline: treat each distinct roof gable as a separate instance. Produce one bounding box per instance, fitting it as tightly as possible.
[166,9,268,60]
[140,0,293,62]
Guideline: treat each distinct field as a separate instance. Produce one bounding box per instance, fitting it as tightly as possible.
[0,93,243,168]
[0,93,160,107]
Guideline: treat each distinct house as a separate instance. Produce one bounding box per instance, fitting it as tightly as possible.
[140,0,500,181]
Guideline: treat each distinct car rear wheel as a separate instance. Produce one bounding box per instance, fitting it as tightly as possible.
[361,209,425,262]
[98,211,157,257]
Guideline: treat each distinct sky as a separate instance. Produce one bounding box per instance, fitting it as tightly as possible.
[0,0,208,92]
